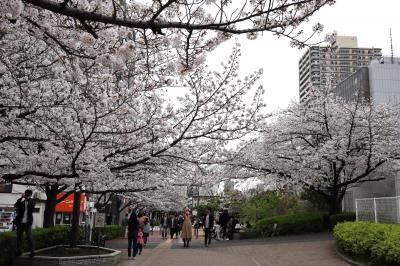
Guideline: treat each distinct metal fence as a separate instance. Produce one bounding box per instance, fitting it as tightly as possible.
[355,196,400,223]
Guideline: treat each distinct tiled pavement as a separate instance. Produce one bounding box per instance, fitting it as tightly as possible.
[107,230,349,266]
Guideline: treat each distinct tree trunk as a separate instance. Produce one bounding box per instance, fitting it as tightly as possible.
[70,189,82,248]
[328,188,344,215]
[328,199,342,215]
[43,184,71,228]
[43,185,58,228]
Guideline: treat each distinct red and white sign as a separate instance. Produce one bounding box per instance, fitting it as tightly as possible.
[55,193,86,213]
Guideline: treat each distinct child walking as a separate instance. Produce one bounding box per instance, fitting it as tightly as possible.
[143,218,150,246]
[137,228,144,255]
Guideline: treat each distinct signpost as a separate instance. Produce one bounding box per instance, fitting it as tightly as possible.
[94,212,105,228]
[93,212,106,246]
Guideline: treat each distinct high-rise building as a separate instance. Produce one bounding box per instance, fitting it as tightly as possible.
[298,36,382,103]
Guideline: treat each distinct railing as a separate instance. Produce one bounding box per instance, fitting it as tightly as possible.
[355,196,400,223]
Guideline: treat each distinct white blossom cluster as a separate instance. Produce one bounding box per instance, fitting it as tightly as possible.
[230,91,400,212]
[0,24,265,206]
[0,0,335,207]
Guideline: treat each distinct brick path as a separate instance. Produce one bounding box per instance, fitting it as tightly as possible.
[107,230,349,266]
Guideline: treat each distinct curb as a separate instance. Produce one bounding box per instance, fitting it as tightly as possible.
[334,245,366,266]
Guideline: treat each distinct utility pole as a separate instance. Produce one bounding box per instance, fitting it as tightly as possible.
[390,28,394,64]
[195,185,200,238]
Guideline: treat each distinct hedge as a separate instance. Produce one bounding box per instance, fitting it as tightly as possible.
[329,212,356,228]
[97,225,125,240]
[241,212,357,239]
[0,226,69,266]
[250,212,325,237]
[334,221,400,265]
[0,225,125,266]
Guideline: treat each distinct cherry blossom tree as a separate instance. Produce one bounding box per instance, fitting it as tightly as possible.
[232,92,400,214]
[0,0,337,247]
[1,37,265,245]
[3,0,336,51]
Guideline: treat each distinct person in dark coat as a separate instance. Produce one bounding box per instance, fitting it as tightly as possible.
[219,209,230,240]
[14,189,36,258]
[166,214,172,237]
[228,216,239,240]
[127,210,139,260]
[203,207,214,247]
[160,213,168,239]
[176,214,184,237]
[170,214,178,239]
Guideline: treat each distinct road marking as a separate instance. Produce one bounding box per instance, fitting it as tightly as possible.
[140,238,173,266]
[158,238,173,249]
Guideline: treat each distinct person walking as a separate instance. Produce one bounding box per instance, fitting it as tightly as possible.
[137,212,145,229]
[181,208,193,248]
[150,217,155,234]
[176,214,183,237]
[137,228,144,255]
[127,210,139,260]
[160,213,168,239]
[219,209,230,240]
[14,189,35,258]
[203,207,214,247]
[228,216,239,240]
[170,214,177,239]
[143,218,150,246]
[166,214,172,238]
[214,223,222,241]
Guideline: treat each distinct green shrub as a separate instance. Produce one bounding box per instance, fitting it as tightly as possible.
[195,197,223,219]
[121,218,128,226]
[371,229,400,266]
[98,225,125,240]
[0,224,126,266]
[0,231,17,266]
[329,212,356,228]
[334,221,400,265]
[300,189,329,212]
[239,230,260,239]
[0,226,69,266]
[250,212,325,237]
[240,191,300,224]
[34,226,70,249]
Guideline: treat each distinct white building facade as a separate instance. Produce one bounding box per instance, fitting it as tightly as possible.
[0,184,46,229]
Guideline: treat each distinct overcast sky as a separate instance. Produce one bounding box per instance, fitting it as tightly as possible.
[206,0,399,113]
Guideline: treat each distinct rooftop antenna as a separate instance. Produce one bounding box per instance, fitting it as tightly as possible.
[390,28,394,64]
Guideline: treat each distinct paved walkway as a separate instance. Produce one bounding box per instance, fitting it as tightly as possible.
[107,230,349,266]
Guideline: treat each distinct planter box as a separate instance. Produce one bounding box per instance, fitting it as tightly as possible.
[14,245,121,266]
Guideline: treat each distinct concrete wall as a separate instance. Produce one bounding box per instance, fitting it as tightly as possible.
[343,175,396,212]
[369,59,400,104]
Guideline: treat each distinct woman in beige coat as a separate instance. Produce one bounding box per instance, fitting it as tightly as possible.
[181,208,193,247]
